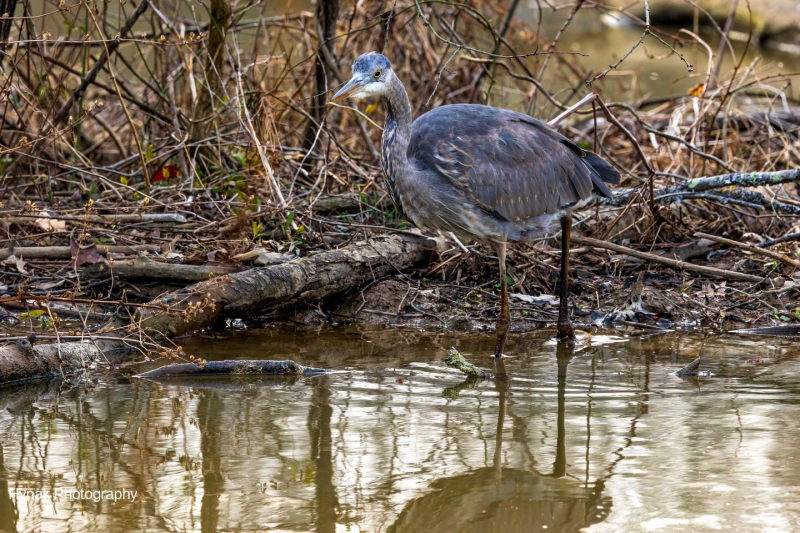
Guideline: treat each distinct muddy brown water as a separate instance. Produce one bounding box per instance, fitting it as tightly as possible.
[1,327,800,532]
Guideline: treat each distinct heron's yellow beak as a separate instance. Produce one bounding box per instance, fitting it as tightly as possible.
[331,75,367,102]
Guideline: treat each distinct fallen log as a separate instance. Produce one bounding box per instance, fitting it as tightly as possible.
[570,235,766,283]
[0,234,434,385]
[83,255,243,282]
[0,335,108,385]
[134,359,333,379]
[136,233,435,338]
[0,245,159,260]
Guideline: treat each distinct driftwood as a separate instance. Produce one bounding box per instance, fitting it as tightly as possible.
[0,245,159,260]
[571,235,766,283]
[675,358,702,376]
[445,348,492,378]
[136,234,435,338]
[134,359,332,379]
[83,256,243,281]
[694,232,800,270]
[0,335,108,385]
[0,234,434,385]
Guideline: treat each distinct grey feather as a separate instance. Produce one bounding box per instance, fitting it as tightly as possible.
[408,104,617,223]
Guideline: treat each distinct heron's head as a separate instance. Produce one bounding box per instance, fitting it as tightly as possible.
[332,52,393,102]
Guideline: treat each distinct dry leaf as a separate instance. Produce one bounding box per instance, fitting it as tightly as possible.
[32,279,65,290]
[688,83,704,97]
[2,254,27,274]
[70,240,102,266]
[34,212,66,232]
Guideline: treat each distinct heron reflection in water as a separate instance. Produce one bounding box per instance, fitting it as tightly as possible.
[333,52,619,355]
[389,344,611,532]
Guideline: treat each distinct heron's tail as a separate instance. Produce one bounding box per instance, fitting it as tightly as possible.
[584,151,620,185]
[583,150,619,199]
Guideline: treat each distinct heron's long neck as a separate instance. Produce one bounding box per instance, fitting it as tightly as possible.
[381,75,412,215]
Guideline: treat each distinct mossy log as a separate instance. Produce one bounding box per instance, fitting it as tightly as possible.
[608,168,800,214]
[445,348,492,379]
[134,359,333,379]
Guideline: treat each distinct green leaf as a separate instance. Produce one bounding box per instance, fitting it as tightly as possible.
[90,183,98,195]
[19,310,45,321]
[506,275,515,286]
[120,176,128,186]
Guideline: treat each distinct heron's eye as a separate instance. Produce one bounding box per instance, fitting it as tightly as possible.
[374,70,382,78]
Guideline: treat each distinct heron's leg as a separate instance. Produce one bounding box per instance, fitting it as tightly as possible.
[557,215,575,342]
[494,242,510,357]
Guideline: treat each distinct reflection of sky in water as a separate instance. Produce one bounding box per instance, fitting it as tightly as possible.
[2,329,800,532]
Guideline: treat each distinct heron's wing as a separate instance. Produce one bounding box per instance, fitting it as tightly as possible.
[408,105,616,223]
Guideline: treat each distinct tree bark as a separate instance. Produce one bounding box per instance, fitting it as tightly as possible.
[303,0,339,154]
[0,339,107,385]
[136,234,434,338]
[194,0,231,139]
[83,256,243,282]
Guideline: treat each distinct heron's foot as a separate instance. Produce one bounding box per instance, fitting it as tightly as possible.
[556,322,575,343]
